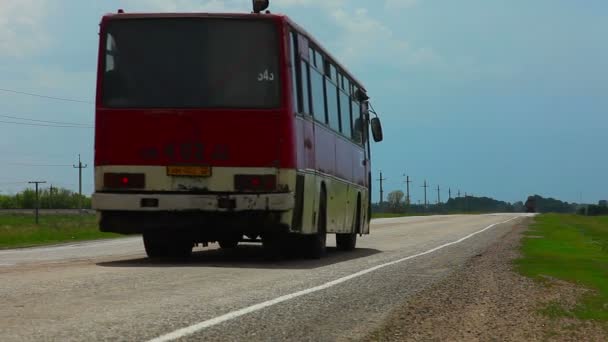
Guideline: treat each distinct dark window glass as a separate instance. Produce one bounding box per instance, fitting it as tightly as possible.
[103,18,280,108]
[309,47,315,66]
[351,101,363,144]
[315,50,324,69]
[339,91,351,137]
[290,31,298,113]
[310,68,326,121]
[343,76,350,92]
[326,80,340,131]
[331,65,338,81]
[300,61,310,115]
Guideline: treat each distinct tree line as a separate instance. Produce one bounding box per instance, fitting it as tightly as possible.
[0,188,91,209]
[375,191,583,214]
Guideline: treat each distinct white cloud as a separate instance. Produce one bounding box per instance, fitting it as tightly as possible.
[119,0,440,70]
[328,7,440,69]
[0,0,50,58]
[119,0,247,12]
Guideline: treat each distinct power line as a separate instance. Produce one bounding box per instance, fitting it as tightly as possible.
[0,87,92,104]
[0,114,91,127]
[0,181,28,185]
[0,120,93,128]
[2,162,73,167]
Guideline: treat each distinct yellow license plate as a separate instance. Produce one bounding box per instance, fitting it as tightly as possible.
[167,166,211,177]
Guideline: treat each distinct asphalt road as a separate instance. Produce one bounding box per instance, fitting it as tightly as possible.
[0,213,528,342]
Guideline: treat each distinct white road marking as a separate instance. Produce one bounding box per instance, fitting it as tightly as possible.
[148,216,522,342]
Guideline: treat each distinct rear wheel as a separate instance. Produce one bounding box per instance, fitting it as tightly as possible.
[143,232,192,259]
[218,239,239,249]
[262,234,284,260]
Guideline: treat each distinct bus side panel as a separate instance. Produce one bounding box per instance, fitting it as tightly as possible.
[314,125,335,175]
[361,189,370,234]
[295,116,318,235]
[335,137,353,181]
[298,171,318,234]
[325,177,350,234]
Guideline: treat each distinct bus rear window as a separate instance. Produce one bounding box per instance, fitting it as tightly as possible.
[102,18,280,109]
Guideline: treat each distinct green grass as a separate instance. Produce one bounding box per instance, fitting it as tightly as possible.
[371,212,484,219]
[372,212,421,218]
[0,214,120,249]
[516,214,608,321]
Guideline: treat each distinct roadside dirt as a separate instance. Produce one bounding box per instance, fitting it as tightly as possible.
[366,218,608,342]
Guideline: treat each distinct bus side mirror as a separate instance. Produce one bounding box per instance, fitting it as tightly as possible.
[370,117,383,142]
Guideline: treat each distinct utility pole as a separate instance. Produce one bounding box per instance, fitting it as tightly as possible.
[449,188,452,200]
[49,185,55,209]
[73,154,88,211]
[403,174,412,205]
[377,171,387,206]
[28,181,46,224]
[436,185,441,204]
[422,180,429,208]
[458,189,461,198]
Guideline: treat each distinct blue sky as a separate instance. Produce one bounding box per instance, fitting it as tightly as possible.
[0,0,606,204]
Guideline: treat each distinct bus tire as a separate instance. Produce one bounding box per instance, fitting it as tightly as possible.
[263,234,284,260]
[143,232,192,259]
[306,188,327,259]
[218,239,239,249]
[336,233,357,251]
[143,232,168,258]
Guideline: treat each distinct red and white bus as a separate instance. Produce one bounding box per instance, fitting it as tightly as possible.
[92,7,383,259]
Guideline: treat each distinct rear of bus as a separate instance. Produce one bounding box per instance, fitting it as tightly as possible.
[92,13,296,257]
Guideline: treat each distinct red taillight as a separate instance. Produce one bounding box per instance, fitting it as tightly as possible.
[104,173,145,189]
[234,175,276,192]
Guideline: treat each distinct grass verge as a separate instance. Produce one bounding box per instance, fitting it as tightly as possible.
[516,214,608,321]
[0,214,120,249]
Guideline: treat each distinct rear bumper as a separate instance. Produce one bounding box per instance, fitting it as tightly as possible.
[92,192,294,212]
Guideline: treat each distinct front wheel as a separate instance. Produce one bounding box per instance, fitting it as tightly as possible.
[336,233,357,251]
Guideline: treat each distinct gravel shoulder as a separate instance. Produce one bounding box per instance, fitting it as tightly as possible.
[366,217,608,342]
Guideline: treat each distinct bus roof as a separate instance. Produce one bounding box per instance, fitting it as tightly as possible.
[101,12,366,93]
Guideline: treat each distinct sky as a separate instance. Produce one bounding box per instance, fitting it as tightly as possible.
[0,0,606,204]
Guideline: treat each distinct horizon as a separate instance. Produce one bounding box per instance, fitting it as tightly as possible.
[0,0,606,204]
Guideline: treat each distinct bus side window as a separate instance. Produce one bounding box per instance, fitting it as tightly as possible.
[300,61,311,115]
[290,31,299,113]
[310,67,326,122]
[351,101,362,144]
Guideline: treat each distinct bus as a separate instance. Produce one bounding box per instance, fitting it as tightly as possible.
[92,7,383,259]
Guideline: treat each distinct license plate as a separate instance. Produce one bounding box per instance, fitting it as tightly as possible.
[167,166,211,177]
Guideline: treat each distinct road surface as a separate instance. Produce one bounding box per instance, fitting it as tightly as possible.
[0,214,528,341]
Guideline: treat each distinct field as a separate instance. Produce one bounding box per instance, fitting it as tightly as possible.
[516,214,608,321]
[0,214,120,249]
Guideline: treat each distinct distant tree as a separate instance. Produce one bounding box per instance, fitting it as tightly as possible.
[526,195,576,213]
[0,187,91,209]
[387,190,405,210]
[512,201,525,212]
